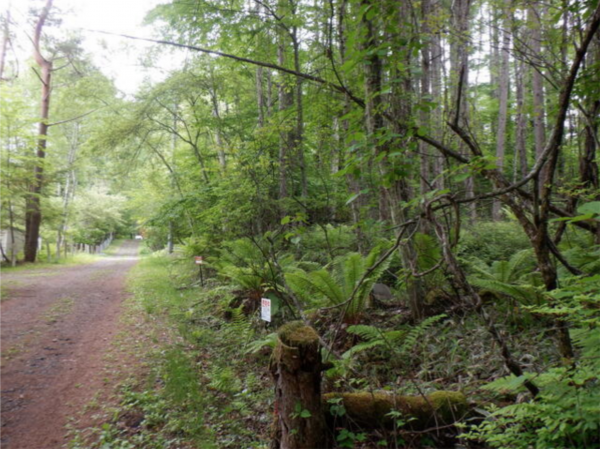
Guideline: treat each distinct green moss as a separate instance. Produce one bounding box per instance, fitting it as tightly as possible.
[278,321,319,348]
[323,390,467,429]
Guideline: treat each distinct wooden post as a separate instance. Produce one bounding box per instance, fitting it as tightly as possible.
[270,321,327,449]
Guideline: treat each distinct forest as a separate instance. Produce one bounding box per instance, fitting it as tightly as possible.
[0,0,599,447]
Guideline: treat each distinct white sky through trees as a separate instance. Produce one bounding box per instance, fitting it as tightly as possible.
[0,0,179,95]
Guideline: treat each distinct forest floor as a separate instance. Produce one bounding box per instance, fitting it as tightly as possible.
[1,240,141,449]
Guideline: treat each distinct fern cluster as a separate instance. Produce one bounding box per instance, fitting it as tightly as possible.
[285,246,392,323]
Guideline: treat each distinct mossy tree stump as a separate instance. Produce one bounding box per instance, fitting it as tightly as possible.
[270,321,327,449]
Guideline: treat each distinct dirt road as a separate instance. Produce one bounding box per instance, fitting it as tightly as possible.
[1,240,140,449]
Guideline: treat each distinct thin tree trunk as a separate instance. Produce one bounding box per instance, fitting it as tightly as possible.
[56,124,79,259]
[493,9,511,220]
[451,0,475,221]
[431,30,444,190]
[167,109,176,254]
[277,13,294,214]
[256,66,265,127]
[292,30,307,199]
[515,56,528,181]
[209,76,227,170]
[8,199,16,266]
[528,6,547,192]
[0,10,9,81]
[420,0,432,196]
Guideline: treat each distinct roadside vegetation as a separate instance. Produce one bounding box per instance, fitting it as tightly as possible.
[69,221,600,448]
[2,0,599,447]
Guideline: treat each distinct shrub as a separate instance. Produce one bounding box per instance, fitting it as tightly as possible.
[458,221,530,263]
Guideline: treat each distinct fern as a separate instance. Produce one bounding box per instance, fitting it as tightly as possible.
[285,246,392,322]
[468,250,542,305]
[470,278,540,305]
[223,306,254,349]
[343,314,446,359]
[413,232,441,271]
[245,332,278,354]
[400,314,446,352]
[346,324,383,341]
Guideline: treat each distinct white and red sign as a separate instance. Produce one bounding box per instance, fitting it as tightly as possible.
[261,298,271,322]
[194,256,204,265]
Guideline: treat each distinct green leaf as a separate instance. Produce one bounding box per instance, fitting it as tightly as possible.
[300,409,312,418]
[577,202,600,216]
[345,193,361,205]
[569,213,595,222]
[453,172,471,183]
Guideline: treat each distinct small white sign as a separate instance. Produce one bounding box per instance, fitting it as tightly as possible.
[194,256,204,265]
[261,298,271,322]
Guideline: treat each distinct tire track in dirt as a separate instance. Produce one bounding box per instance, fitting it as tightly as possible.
[1,240,140,449]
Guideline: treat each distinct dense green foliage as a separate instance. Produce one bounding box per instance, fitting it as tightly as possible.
[2,0,599,447]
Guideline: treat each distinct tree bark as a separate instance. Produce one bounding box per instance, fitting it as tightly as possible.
[515,55,528,181]
[270,322,326,449]
[492,9,511,220]
[450,0,475,221]
[0,10,9,81]
[56,124,79,259]
[277,28,293,212]
[25,0,54,263]
[419,0,432,196]
[528,5,547,192]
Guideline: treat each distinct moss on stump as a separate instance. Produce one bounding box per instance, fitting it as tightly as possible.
[278,320,320,348]
[323,390,467,430]
[271,321,326,449]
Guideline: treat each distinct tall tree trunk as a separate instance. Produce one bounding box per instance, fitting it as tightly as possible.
[25,0,53,263]
[210,86,227,170]
[56,124,79,258]
[291,15,307,199]
[277,40,293,212]
[515,56,528,181]
[256,66,265,127]
[528,5,547,192]
[450,0,475,221]
[0,10,9,81]
[431,28,444,190]
[419,0,432,196]
[492,9,511,220]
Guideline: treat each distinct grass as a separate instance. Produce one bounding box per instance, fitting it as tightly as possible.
[43,296,75,323]
[68,251,273,449]
[1,239,127,273]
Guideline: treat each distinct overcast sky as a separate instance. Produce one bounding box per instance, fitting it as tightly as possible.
[0,0,182,95]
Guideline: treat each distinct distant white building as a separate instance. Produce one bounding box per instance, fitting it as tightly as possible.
[0,227,25,261]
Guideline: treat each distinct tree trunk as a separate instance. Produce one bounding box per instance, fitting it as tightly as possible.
[419,0,432,196]
[270,321,326,449]
[431,30,444,190]
[450,0,475,221]
[209,74,227,170]
[515,56,528,181]
[256,66,265,127]
[528,5,547,192]
[56,124,78,259]
[24,0,54,263]
[277,39,293,212]
[0,10,9,81]
[492,9,511,220]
